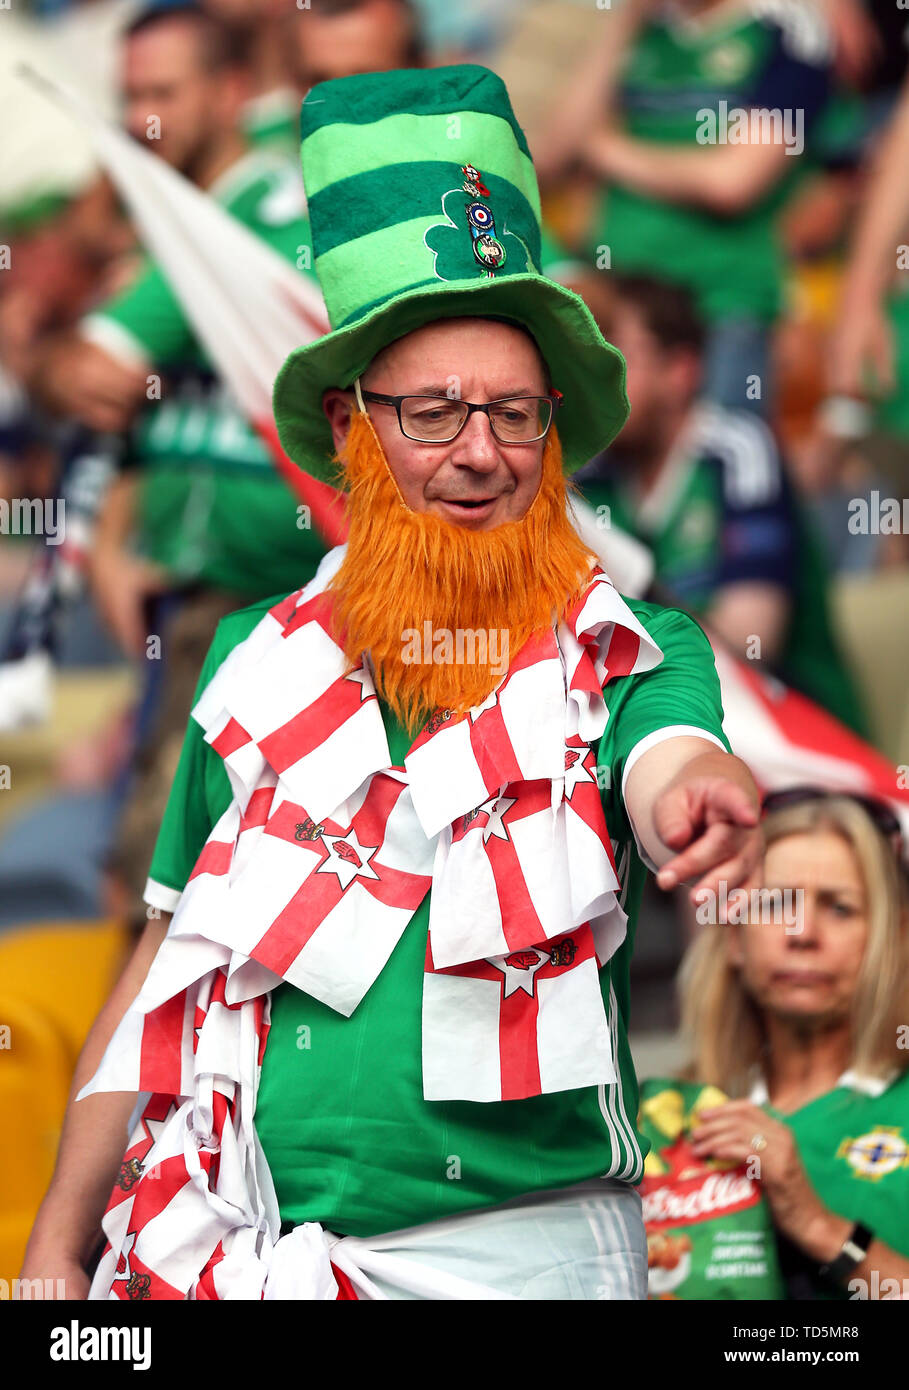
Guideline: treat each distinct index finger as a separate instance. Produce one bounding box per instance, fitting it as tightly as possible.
[656,820,740,890]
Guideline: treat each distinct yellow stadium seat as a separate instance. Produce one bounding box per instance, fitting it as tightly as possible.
[0,993,72,1279]
[0,919,129,1276]
[0,920,128,1062]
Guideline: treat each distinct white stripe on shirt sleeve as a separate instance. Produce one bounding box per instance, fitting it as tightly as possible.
[144,877,183,914]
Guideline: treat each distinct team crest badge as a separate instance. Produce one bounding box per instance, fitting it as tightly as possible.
[837,1127,909,1181]
[424,162,532,282]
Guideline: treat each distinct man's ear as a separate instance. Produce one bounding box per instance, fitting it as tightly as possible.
[322,388,356,454]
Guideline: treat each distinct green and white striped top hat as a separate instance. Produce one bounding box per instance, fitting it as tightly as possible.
[272,64,629,483]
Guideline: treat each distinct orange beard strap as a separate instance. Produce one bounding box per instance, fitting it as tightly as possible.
[326,408,596,735]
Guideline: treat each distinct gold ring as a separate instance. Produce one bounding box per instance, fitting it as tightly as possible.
[751,1133,768,1153]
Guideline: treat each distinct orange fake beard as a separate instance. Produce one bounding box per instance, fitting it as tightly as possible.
[326,408,595,736]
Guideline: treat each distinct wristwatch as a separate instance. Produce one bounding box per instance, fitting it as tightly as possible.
[818,1222,874,1283]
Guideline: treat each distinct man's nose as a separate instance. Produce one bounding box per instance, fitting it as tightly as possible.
[448,409,502,471]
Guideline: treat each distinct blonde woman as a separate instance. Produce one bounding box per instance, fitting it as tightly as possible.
[679,789,909,1299]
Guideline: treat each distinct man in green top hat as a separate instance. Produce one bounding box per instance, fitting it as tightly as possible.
[25,64,763,1302]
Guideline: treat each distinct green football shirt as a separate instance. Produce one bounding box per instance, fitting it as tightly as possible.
[752,1069,909,1299]
[80,149,326,601]
[145,591,731,1237]
[585,5,832,323]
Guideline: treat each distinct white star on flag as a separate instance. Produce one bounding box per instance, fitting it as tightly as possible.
[345,666,375,701]
[143,1104,180,1149]
[316,828,380,889]
[488,948,548,997]
[482,795,516,843]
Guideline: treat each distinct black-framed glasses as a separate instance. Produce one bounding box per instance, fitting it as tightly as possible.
[761,785,903,851]
[354,380,562,444]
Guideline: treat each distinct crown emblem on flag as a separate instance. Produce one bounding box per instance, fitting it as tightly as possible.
[117,1157,144,1192]
[424,707,453,736]
[295,818,325,842]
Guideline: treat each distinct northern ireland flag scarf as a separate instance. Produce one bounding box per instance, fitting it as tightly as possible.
[80,548,662,1298]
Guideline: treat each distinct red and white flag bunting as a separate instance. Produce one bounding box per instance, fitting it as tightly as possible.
[86,556,663,1107]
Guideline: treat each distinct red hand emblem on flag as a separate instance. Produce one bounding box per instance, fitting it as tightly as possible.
[334,840,362,867]
[505,950,541,970]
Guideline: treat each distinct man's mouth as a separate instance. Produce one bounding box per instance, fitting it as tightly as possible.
[431,492,512,527]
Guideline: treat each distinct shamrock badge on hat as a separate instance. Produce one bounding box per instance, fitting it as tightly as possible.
[424,163,533,281]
